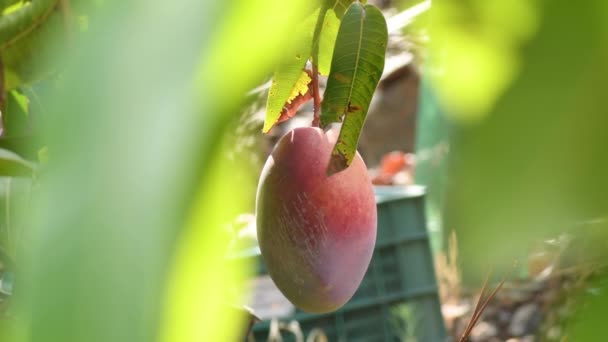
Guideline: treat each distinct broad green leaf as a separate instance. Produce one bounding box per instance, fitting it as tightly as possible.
[0,148,34,176]
[0,2,318,342]
[321,3,387,173]
[0,0,56,47]
[3,11,63,90]
[262,9,319,133]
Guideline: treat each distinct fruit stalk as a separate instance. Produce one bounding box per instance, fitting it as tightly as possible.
[311,64,321,128]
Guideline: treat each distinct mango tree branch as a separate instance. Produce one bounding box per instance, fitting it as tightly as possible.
[311,63,321,127]
[310,3,330,128]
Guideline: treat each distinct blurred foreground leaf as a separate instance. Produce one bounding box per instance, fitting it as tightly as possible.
[14,1,308,342]
[428,0,540,121]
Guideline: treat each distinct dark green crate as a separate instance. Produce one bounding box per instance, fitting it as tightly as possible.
[249,186,447,341]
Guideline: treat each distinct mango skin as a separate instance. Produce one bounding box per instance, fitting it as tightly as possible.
[256,127,377,313]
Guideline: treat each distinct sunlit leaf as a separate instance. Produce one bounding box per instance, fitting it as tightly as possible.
[162,139,254,342]
[327,0,361,18]
[0,0,56,47]
[321,2,387,173]
[314,1,359,76]
[164,1,314,342]
[262,9,318,133]
[1,0,23,13]
[275,70,313,124]
[316,8,339,75]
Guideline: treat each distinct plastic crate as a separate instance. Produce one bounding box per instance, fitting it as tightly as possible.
[249,186,447,341]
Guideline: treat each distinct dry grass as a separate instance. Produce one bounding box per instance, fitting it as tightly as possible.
[435,230,462,305]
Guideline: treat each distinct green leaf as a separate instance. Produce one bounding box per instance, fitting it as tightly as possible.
[3,10,63,90]
[316,8,339,75]
[327,0,361,18]
[2,89,30,137]
[264,0,363,130]
[0,148,34,177]
[321,3,387,173]
[262,9,319,133]
[0,0,23,12]
[314,1,360,75]
[0,0,56,48]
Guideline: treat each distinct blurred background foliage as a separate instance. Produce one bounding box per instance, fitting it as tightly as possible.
[418,0,608,338]
[0,0,605,341]
[425,0,608,273]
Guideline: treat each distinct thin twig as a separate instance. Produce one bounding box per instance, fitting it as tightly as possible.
[309,3,329,128]
[311,64,321,127]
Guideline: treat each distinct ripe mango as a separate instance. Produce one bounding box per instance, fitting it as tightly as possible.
[256,127,377,313]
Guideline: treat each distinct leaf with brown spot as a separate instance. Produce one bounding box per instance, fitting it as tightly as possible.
[327,146,348,176]
[347,102,360,113]
[332,72,352,84]
[320,3,388,173]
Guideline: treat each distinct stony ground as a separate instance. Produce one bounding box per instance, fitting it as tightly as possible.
[445,271,591,342]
